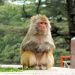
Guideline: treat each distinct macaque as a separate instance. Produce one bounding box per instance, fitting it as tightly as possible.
[20,14,55,70]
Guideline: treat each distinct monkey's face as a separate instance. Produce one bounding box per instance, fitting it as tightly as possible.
[30,15,51,35]
[36,20,48,34]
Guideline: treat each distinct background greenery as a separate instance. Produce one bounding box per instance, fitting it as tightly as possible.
[0,0,70,68]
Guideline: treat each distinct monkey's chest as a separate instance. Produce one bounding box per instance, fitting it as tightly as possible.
[35,36,44,43]
[25,36,50,52]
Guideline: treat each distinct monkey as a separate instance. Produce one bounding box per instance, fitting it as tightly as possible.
[20,14,55,70]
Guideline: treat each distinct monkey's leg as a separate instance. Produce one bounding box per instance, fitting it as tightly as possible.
[38,52,48,70]
[33,52,48,70]
[20,51,29,69]
[20,51,37,69]
[46,50,54,69]
[39,51,54,70]
[22,65,28,70]
[28,52,37,67]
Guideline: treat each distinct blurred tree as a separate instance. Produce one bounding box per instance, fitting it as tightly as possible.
[0,0,4,5]
[0,0,69,65]
[22,3,28,18]
[36,0,42,14]
[21,0,32,18]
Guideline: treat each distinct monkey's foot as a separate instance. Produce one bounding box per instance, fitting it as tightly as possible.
[34,65,47,70]
[34,65,40,70]
[23,65,28,70]
[40,65,47,70]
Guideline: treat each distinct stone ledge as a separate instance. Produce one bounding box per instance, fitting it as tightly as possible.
[0,64,22,68]
[0,65,75,75]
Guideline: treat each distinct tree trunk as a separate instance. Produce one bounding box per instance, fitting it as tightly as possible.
[66,0,75,51]
[36,0,41,14]
[66,0,75,37]
[22,4,28,18]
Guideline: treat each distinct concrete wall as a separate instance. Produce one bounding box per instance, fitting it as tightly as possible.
[70,37,75,68]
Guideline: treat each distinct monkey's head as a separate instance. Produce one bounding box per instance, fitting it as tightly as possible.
[29,14,51,35]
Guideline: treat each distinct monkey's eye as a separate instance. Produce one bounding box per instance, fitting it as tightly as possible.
[39,22,43,24]
[44,22,47,25]
[39,22,47,25]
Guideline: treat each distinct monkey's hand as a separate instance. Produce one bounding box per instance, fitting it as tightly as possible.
[35,42,52,52]
[21,41,52,52]
[43,42,52,51]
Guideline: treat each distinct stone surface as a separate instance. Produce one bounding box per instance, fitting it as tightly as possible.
[71,37,75,54]
[0,67,75,75]
[70,55,75,68]
[71,37,75,68]
[0,64,22,68]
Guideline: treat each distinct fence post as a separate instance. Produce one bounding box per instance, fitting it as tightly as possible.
[70,37,75,68]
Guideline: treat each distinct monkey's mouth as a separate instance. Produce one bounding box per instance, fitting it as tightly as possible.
[35,28,47,35]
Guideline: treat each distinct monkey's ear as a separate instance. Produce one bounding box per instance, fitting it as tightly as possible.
[31,16,36,22]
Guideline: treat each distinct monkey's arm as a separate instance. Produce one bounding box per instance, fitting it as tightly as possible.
[34,42,53,52]
[20,32,32,51]
[21,39,39,52]
[46,31,55,50]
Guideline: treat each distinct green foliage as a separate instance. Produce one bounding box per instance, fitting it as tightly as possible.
[0,33,21,64]
[53,49,70,66]
[0,0,4,5]
[0,1,70,67]
[0,4,27,26]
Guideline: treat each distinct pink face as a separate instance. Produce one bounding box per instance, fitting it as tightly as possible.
[37,20,48,32]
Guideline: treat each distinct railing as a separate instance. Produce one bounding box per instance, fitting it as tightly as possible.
[60,56,71,67]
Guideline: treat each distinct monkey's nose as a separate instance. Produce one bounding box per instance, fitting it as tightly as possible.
[39,24,46,30]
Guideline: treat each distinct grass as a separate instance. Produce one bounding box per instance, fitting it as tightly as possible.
[0,68,23,72]
[0,67,35,72]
